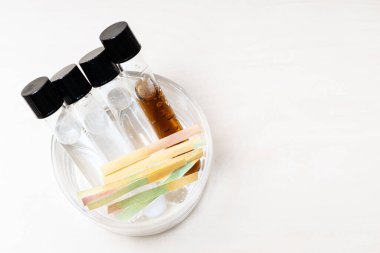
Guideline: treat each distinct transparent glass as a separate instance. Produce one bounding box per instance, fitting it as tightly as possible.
[118,52,152,78]
[51,75,213,236]
[119,53,183,138]
[97,75,157,148]
[69,91,134,161]
[47,107,105,186]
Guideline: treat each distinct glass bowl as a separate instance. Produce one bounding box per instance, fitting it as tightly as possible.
[51,74,213,236]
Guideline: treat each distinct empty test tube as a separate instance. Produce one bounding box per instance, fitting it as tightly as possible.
[21,77,105,186]
[79,47,156,148]
[51,64,134,161]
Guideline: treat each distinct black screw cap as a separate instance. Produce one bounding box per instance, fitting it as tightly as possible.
[99,21,141,64]
[51,64,92,105]
[21,76,63,119]
[79,47,120,88]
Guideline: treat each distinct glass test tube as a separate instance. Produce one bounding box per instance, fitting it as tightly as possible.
[100,21,183,139]
[99,22,201,208]
[79,47,156,148]
[21,77,105,186]
[51,64,133,161]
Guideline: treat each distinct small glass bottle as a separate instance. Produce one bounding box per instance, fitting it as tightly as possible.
[100,22,201,208]
[21,76,105,186]
[100,21,183,139]
[79,47,156,148]
[51,64,134,161]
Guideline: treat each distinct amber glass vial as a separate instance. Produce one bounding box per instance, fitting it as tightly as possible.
[135,78,182,138]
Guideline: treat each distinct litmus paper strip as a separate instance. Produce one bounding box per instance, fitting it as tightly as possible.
[102,125,201,176]
[104,136,203,184]
[108,172,199,214]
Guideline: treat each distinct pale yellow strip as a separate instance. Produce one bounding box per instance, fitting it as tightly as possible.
[78,148,203,199]
[79,157,184,199]
[146,149,203,183]
[144,157,186,183]
[102,125,201,176]
[78,178,128,199]
[180,148,203,163]
[104,136,202,184]
[166,171,199,191]
[108,171,199,213]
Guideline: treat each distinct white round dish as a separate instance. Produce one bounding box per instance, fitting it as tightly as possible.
[51,75,213,236]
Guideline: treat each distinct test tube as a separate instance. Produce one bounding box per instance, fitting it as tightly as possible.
[99,21,184,139]
[79,47,156,148]
[99,22,201,209]
[51,64,134,161]
[21,76,105,186]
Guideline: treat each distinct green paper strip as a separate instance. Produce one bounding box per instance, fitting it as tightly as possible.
[86,178,148,210]
[164,160,197,183]
[116,201,152,220]
[110,170,198,214]
[110,185,168,213]
[116,161,197,220]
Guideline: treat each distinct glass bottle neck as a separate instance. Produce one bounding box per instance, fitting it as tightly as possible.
[67,92,95,110]
[118,51,155,81]
[44,106,64,132]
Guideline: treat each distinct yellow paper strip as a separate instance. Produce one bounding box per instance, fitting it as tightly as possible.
[78,148,203,199]
[166,171,198,191]
[104,136,203,184]
[84,158,201,210]
[102,125,201,176]
[79,156,185,199]
[83,158,185,207]
[108,172,199,214]
[146,149,202,183]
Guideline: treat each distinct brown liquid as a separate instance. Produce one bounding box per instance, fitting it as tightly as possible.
[184,159,201,175]
[135,78,183,138]
[135,78,201,173]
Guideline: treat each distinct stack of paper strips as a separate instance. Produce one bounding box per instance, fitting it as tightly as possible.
[77,125,204,220]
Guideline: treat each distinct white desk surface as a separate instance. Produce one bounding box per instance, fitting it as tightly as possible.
[2,0,380,252]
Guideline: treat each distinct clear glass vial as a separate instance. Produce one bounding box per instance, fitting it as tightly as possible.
[51,64,134,161]
[79,47,156,148]
[21,76,105,186]
[100,21,183,139]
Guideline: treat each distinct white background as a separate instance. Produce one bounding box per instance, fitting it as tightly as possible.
[1,0,380,252]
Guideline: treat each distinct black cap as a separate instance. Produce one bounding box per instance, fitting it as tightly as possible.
[51,64,92,105]
[21,76,63,119]
[99,21,141,64]
[79,47,120,87]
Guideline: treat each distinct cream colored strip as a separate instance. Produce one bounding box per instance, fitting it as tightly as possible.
[102,125,201,176]
[104,136,203,184]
